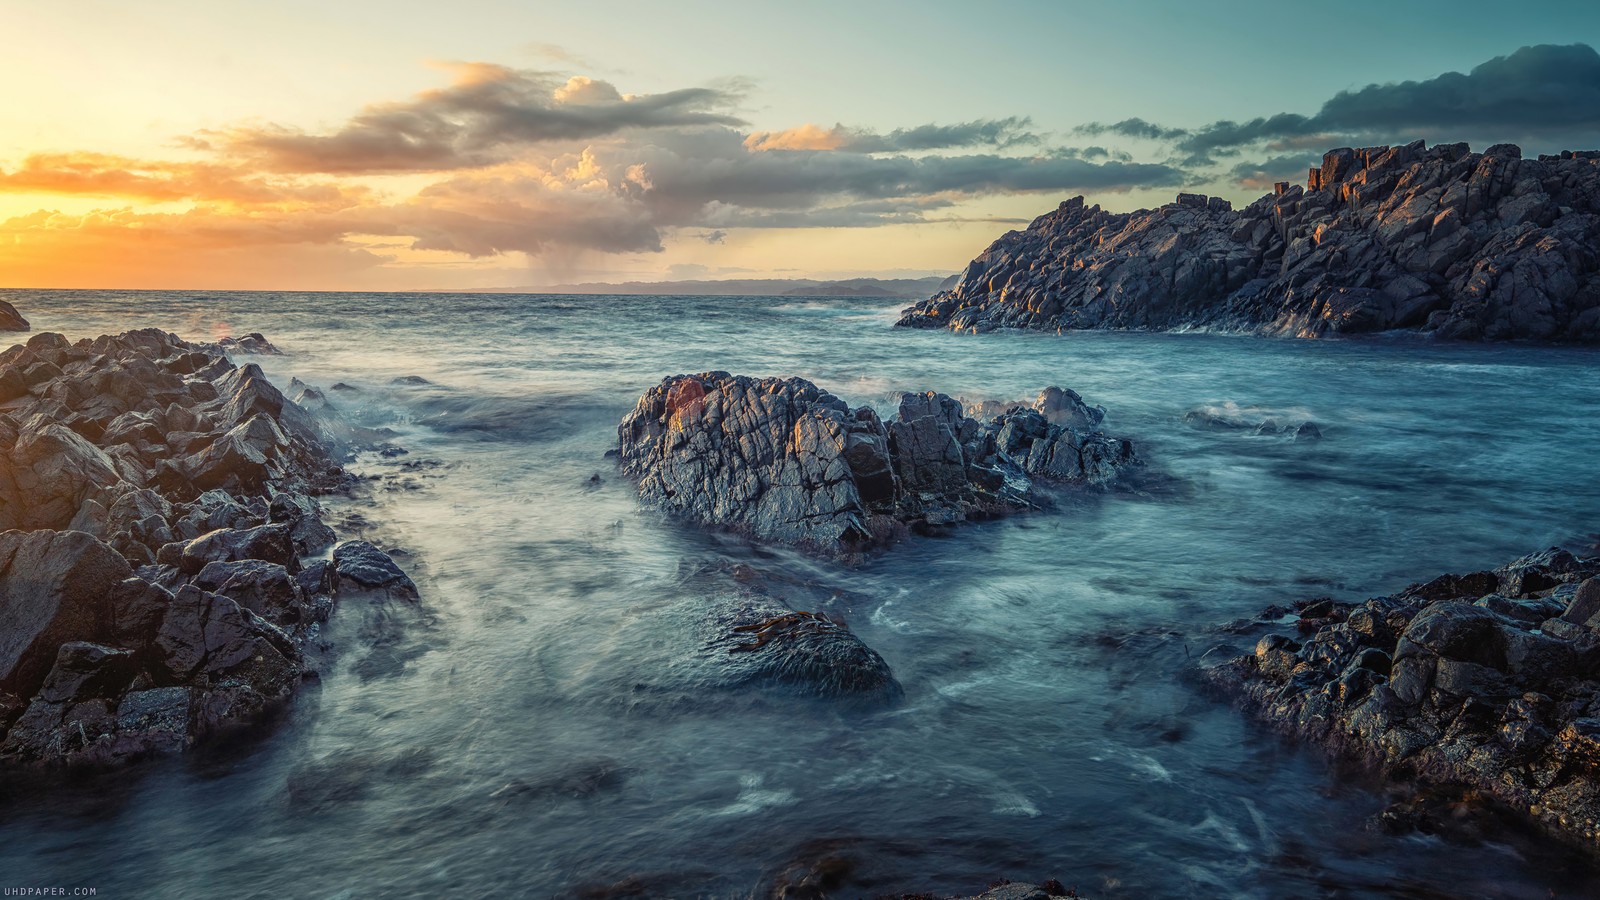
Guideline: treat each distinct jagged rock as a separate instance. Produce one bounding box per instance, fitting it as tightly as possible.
[0,422,122,531]
[211,333,280,355]
[1207,547,1600,848]
[0,530,132,697]
[332,540,418,598]
[170,524,297,576]
[0,328,382,767]
[898,141,1600,342]
[0,300,28,333]
[617,373,1138,551]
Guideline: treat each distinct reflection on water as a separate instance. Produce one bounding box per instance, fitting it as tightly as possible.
[2,288,1598,898]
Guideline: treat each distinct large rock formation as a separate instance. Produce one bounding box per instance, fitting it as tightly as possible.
[1207,546,1600,848]
[898,142,1600,342]
[0,328,416,767]
[0,301,27,333]
[617,374,1136,552]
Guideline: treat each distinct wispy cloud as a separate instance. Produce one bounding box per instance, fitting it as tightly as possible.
[745,117,1040,153]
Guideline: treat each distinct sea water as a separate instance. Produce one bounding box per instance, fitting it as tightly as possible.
[1,289,1597,898]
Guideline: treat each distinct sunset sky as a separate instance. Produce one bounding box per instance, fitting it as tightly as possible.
[3,0,1599,291]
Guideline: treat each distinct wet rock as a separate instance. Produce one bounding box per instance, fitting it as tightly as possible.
[173,524,297,576]
[703,592,903,702]
[331,540,417,598]
[897,140,1600,343]
[211,333,280,355]
[0,530,132,697]
[0,422,122,531]
[0,327,394,767]
[1207,545,1600,847]
[36,642,135,705]
[0,300,28,332]
[618,373,1137,552]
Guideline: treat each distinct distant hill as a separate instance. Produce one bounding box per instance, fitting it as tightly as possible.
[448,276,952,299]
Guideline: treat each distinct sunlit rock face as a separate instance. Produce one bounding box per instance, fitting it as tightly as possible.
[0,328,416,768]
[617,372,1137,553]
[1207,547,1600,848]
[898,141,1600,342]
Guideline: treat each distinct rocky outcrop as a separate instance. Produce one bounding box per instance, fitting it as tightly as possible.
[0,301,27,333]
[1206,546,1600,848]
[617,373,1137,552]
[0,328,417,767]
[898,142,1600,342]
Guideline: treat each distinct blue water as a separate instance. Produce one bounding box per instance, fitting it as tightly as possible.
[2,288,1598,898]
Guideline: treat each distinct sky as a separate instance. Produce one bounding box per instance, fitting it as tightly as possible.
[1,0,1598,291]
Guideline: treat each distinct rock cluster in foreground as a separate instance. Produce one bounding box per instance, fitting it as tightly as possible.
[0,329,416,767]
[1207,546,1600,846]
[617,374,1136,552]
[898,141,1600,342]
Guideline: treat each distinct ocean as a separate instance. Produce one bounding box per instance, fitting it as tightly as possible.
[2,288,1597,897]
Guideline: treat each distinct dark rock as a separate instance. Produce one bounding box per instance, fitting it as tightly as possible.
[897,140,1600,343]
[1208,545,1600,847]
[332,540,418,598]
[617,373,1137,552]
[703,593,902,702]
[0,300,28,332]
[176,524,297,576]
[0,327,396,767]
[0,531,132,697]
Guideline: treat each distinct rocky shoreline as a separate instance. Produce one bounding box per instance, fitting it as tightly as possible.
[0,325,418,767]
[1205,545,1600,849]
[898,141,1600,342]
[617,373,1137,555]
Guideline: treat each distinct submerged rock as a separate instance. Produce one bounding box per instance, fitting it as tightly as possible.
[701,591,902,703]
[898,141,1600,342]
[617,372,1137,552]
[1206,546,1600,848]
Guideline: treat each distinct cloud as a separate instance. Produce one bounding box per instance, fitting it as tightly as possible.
[0,152,364,206]
[745,117,1038,153]
[218,63,748,174]
[700,229,727,244]
[1179,43,1600,161]
[1227,154,1320,191]
[1073,118,1190,142]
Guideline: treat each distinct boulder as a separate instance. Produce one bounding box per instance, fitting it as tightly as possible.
[0,300,28,333]
[702,592,902,702]
[0,530,132,697]
[332,540,418,598]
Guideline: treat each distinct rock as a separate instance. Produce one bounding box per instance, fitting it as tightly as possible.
[332,540,418,598]
[897,140,1600,343]
[36,642,135,705]
[617,373,1138,552]
[0,300,28,332]
[0,327,387,767]
[212,333,280,355]
[1208,545,1600,847]
[0,531,132,697]
[175,524,297,576]
[0,422,122,531]
[702,592,902,702]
